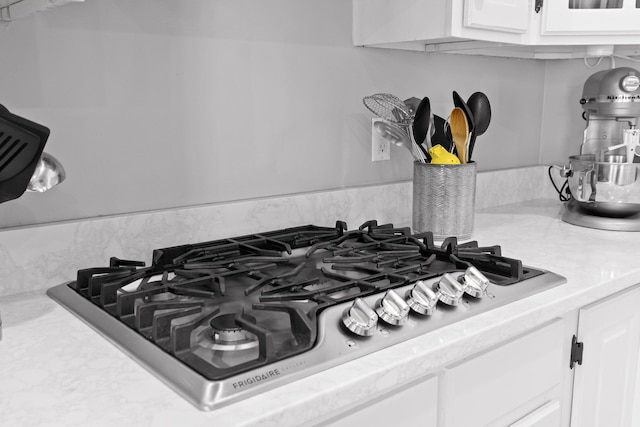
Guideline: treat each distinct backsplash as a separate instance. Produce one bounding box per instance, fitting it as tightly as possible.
[0,166,558,297]
[0,0,551,229]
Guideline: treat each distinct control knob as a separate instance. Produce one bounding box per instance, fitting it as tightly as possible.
[376,289,410,326]
[435,273,465,306]
[406,280,438,315]
[461,266,491,298]
[342,297,378,336]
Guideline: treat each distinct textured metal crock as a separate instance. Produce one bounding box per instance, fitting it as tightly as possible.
[412,161,477,240]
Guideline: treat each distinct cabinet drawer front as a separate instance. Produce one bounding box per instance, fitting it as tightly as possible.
[323,376,438,426]
[441,321,565,427]
[510,400,561,427]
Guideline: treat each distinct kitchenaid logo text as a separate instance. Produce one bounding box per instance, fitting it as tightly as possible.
[232,369,281,389]
[606,95,640,101]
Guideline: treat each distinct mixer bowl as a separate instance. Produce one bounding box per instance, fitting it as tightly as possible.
[568,154,640,217]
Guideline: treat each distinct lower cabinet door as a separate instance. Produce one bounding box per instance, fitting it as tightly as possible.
[323,375,437,426]
[441,320,566,427]
[510,400,561,427]
[570,285,640,427]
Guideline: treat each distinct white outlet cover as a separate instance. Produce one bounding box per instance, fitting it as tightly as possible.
[371,118,391,161]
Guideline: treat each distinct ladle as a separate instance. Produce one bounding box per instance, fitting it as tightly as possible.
[412,97,432,149]
[466,92,492,161]
[450,108,469,164]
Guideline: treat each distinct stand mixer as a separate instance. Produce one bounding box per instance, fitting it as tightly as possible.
[561,66,640,230]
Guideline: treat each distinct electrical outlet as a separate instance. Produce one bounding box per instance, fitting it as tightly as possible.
[371,118,391,161]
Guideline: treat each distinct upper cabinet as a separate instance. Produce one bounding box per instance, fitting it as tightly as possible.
[0,0,84,24]
[542,0,640,35]
[352,0,640,59]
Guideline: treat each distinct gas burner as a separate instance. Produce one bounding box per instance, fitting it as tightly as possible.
[197,313,259,352]
[145,292,179,302]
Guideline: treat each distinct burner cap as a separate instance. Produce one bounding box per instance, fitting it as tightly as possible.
[209,313,257,344]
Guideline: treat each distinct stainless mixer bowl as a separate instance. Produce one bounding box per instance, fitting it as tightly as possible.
[568,154,640,217]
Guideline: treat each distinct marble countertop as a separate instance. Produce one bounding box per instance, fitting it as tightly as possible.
[2,198,640,427]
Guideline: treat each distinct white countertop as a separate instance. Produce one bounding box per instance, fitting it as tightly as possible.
[2,198,640,427]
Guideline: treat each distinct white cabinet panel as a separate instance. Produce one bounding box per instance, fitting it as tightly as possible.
[353,0,640,58]
[441,321,565,427]
[464,0,529,34]
[542,0,640,35]
[0,0,83,22]
[510,400,561,427]
[324,375,438,426]
[570,285,640,427]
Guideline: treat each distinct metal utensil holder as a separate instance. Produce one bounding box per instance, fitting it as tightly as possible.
[412,161,477,240]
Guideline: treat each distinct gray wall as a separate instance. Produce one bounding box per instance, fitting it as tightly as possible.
[0,0,621,229]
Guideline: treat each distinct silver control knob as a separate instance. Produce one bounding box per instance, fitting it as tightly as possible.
[435,273,465,306]
[342,297,378,336]
[406,280,438,315]
[376,289,410,326]
[461,266,491,298]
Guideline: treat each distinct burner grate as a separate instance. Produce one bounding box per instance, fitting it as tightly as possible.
[67,220,545,382]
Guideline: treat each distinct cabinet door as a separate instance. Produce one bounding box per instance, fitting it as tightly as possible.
[321,375,438,426]
[570,285,640,427]
[463,0,530,34]
[542,0,640,35]
[441,321,566,427]
[510,400,561,427]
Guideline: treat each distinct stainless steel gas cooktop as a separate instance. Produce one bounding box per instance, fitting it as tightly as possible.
[47,220,566,411]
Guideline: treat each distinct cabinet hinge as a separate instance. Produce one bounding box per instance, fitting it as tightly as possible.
[570,335,583,369]
[535,0,543,13]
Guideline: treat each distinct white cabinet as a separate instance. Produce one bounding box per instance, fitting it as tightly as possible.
[352,0,640,59]
[322,375,438,426]
[352,0,534,53]
[542,0,640,36]
[322,320,571,427]
[570,285,640,427]
[441,320,568,427]
[0,0,83,24]
[510,400,562,427]
[463,0,529,35]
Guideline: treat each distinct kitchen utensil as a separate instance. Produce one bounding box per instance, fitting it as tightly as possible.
[363,93,413,127]
[450,107,469,164]
[412,97,431,147]
[453,91,475,160]
[403,97,421,116]
[27,152,66,192]
[466,92,492,161]
[429,144,460,165]
[0,105,50,204]
[431,115,452,153]
[374,120,426,162]
[409,124,429,163]
[409,132,431,163]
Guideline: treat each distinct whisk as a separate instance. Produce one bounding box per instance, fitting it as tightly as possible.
[362,93,413,128]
